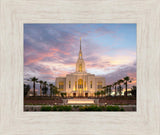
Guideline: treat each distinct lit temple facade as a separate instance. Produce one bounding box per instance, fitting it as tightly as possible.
[55,39,106,97]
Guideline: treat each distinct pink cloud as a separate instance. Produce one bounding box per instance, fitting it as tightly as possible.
[50,48,70,56]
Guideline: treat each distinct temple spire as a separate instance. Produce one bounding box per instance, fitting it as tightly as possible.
[79,37,82,59]
[80,37,81,51]
[76,37,85,72]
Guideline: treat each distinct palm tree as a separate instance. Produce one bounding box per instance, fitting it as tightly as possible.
[39,80,43,96]
[108,85,112,96]
[117,85,123,96]
[61,92,66,98]
[131,86,136,97]
[94,92,97,98]
[29,77,38,96]
[113,82,118,96]
[103,86,107,97]
[104,85,110,96]
[117,79,124,96]
[97,91,101,97]
[61,92,65,98]
[24,84,30,97]
[42,81,48,96]
[101,90,105,97]
[49,84,53,97]
[100,90,103,97]
[52,85,58,96]
[123,76,132,97]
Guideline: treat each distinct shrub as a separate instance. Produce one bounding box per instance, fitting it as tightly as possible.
[52,105,72,111]
[58,106,64,111]
[73,105,79,109]
[106,106,121,111]
[79,106,86,111]
[40,105,124,111]
[63,106,72,111]
[79,105,103,111]
[41,106,52,111]
[52,105,58,111]
[120,108,124,111]
[100,106,106,111]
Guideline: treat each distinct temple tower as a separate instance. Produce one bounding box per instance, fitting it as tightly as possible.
[76,38,85,72]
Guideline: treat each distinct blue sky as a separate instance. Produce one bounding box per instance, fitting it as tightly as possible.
[24,24,136,89]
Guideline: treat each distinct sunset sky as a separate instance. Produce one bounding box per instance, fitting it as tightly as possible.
[24,24,136,90]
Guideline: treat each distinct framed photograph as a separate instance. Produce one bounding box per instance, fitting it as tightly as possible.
[24,23,136,112]
[0,0,160,135]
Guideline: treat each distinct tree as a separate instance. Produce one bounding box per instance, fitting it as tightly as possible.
[117,79,124,96]
[123,76,132,97]
[39,80,43,96]
[108,85,112,96]
[94,92,97,98]
[49,84,53,97]
[29,77,38,96]
[97,91,101,97]
[24,84,30,97]
[113,82,118,96]
[61,92,66,98]
[131,86,136,97]
[52,85,58,96]
[104,85,111,96]
[103,86,107,96]
[100,90,105,97]
[103,85,111,96]
[42,81,48,96]
[117,85,123,96]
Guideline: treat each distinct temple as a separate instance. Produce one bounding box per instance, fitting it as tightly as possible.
[55,38,106,97]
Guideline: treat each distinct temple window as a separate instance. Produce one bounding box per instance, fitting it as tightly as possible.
[79,64,82,72]
[90,81,92,88]
[78,79,83,88]
[84,81,86,91]
[69,81,71,88]
[75,81,77,91]
[97,82,102,90]
[59,82,64,91]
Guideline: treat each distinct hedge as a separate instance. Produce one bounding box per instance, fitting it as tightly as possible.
[40,105,124,111]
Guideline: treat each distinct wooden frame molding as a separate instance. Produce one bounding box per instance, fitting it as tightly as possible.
[0,0,160,134]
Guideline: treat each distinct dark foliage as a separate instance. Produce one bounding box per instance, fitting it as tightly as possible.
[24,84,30,97]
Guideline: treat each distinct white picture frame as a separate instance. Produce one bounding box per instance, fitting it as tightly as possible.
[0,0,160,135]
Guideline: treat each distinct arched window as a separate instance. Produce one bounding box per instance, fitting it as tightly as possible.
[75,81,77,91]
[78,79,83,88]
[59,82,64,91]
[97,82,102,90]
[90,81,92,88]
[69,81,71,88]
[79,64,82,72]
[84,81,86,91]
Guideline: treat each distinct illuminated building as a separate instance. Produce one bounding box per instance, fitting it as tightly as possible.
[55,38,105,97]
